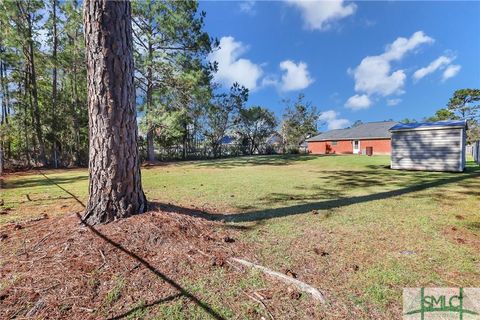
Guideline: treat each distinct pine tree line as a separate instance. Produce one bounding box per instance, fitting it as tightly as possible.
[0,0,319,173]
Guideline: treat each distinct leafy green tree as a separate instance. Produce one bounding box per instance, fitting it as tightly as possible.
[204,83,248,157]
[2,0,47,165]
[425,108,458,122]
[132,0,216,161]
[59,0,88,165]
[235,106,277,155]
[428,89,480,143]
[280,94,318,153]
[447,89,480,121]
[448,89,480,143]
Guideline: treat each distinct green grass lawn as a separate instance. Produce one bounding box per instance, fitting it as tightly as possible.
[1,154,480,318]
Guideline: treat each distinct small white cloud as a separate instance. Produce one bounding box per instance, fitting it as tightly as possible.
[381,31,434,61]
[386,98,401,106]
[208,36,263,90]
[345,94,372,110]
[442,64,461,82]
[239,0,256,15]
[279,60,314,91]
[286,0,357,31]
[413,55,454,81]
[318,110,350,130]
[260,75,278,88]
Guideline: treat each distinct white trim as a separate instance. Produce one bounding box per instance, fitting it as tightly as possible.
[353,140,360,154]
[460,128,465,171]
[390,125,466,132]
[307,137,390,142]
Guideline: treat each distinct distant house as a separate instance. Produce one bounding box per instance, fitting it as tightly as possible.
[299,140,308,153]
[266,132,283,147]
[264,132,283,153]
[219,135,235,145]
[306,121,397,155]
[390,120,468,172]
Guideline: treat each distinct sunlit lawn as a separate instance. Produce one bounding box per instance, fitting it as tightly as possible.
[1,154,480,318]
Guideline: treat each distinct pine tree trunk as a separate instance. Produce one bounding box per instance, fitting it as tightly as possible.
[71,0,82,166]
[145,36,155,162]
[146,129,155,162]
[26,10,46,166]
[71,70,81,165]
[0,60,5,175]
[0,138,3,175]
[2,63,11,158]
[51,0,59,168]
[83,0,147,225]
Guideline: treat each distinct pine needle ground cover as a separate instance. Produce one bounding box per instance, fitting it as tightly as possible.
[1,155,479,319]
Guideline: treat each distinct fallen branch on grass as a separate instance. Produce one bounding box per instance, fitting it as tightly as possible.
[229,258,327,304]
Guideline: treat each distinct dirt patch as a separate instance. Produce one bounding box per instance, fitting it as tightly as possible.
[443,226,480,252]
[0,210,247,319]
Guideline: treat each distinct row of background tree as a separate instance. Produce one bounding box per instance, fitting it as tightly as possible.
[0,1,478,171]
[399,89,480,144]
[0,0,320,170]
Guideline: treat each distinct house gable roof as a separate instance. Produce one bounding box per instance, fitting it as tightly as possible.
[307,121,398,142]
[389,120,467,132]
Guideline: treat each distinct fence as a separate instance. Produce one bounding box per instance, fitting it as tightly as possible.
[474,141,480,164]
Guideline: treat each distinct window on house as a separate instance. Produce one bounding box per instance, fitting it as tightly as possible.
[331,141,337,146]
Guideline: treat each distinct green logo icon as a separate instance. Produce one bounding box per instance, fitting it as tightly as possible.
[403,288,480,320]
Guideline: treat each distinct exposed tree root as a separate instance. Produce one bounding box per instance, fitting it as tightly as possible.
[229,258,327,304]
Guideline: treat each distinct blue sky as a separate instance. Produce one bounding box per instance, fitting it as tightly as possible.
[199,0,480,131]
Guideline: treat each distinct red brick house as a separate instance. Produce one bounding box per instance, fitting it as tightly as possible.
[306,121,397,155]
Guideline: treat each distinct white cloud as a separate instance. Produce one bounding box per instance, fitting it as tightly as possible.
[352,31,433,97]
[208,36,263,90]
[286,0,357,31]
[351,56,407,97]
[260,75,278,88]
[318,110,350,130]
[442,64,461,82]
[279,60,314,91]
[381,31,434,61]
[386,98,402,106]
[413,55,454,81]
[345,94,372,110]
[347,31,434,108]
[239,1,256,15]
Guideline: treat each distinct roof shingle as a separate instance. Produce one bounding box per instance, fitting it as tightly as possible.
[389,120,467,131]
[307,121,397,142]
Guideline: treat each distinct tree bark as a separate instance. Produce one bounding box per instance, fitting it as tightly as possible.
[3,63,11,158]
[83,0,147,224]
[51,0,59,168]
[0,60,5,174]
[24,5,46,166]
[146,129,155,161]
[145,38,155,162]
[71,25,82,166]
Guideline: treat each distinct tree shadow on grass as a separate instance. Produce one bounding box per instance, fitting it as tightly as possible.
[37,172,227,320]
[195,154,320,169]
[106,293,182,320]
[2,174,88,189]
[158,170,480,224]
